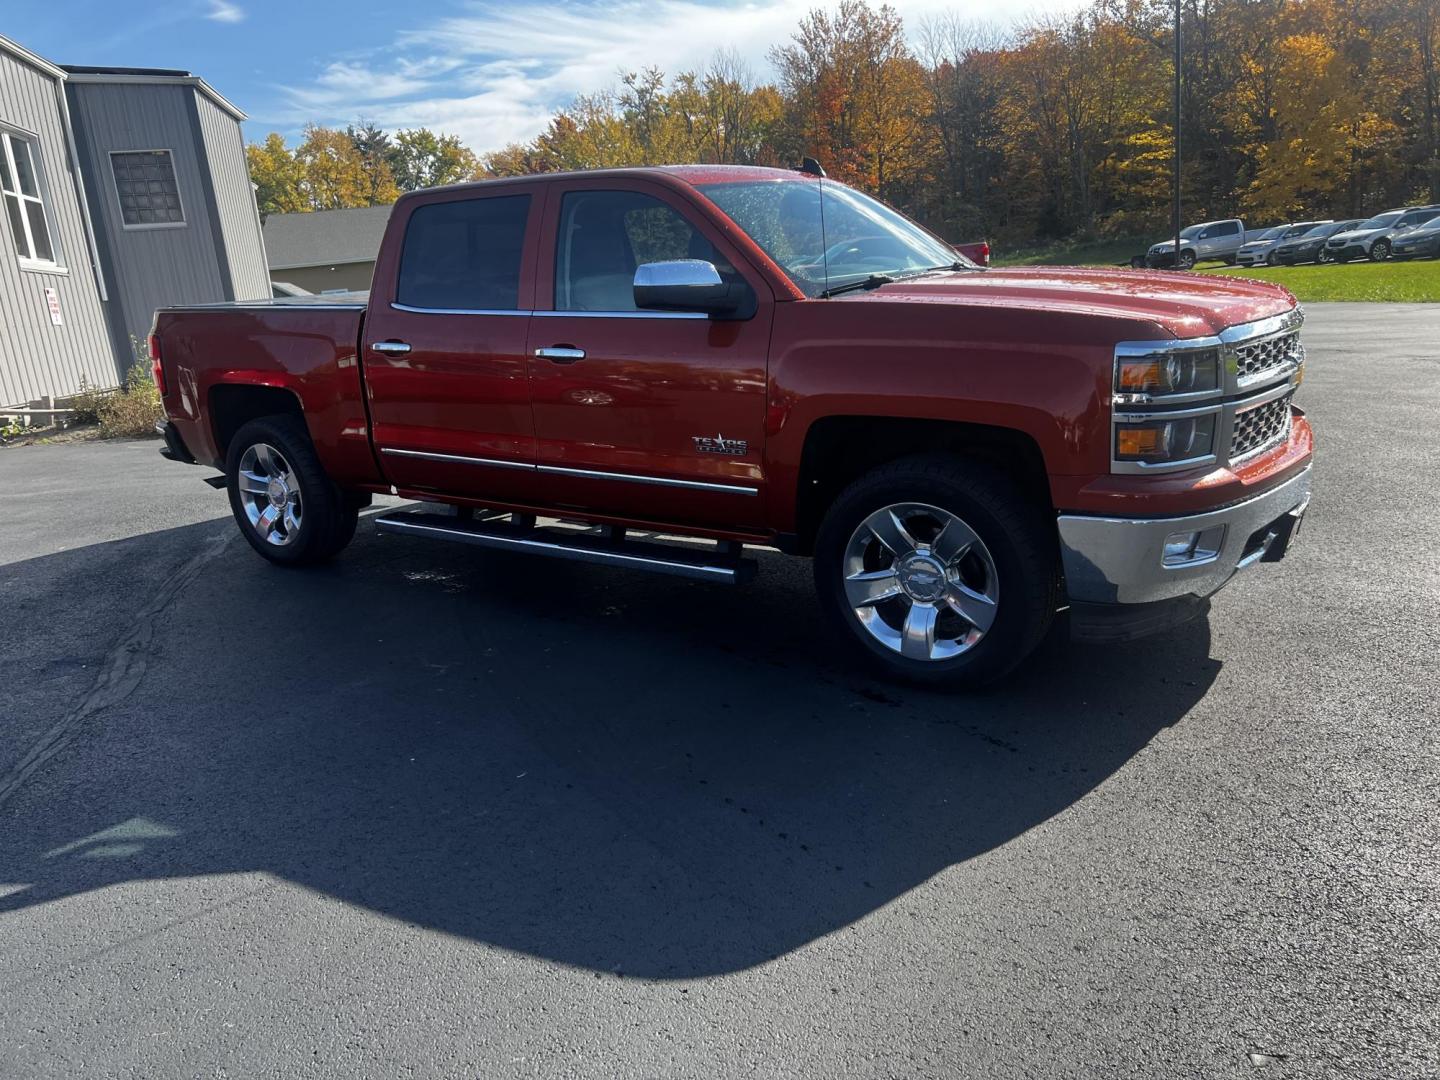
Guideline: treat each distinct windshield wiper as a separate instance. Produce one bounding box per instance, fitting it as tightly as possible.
[821,274,894,299]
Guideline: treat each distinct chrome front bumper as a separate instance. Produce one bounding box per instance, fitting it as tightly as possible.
[1057,465,1312,606]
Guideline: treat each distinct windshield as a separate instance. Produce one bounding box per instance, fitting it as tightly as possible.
[1256,227,1285,241]
[1357,212,1402,230]
[1179,225,1204,239]
[1419,214,1440,231]
[1300,223,1333,237]
[697,180,967,297]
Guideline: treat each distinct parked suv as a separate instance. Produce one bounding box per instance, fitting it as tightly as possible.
[1389,213,1440,260]
[1271,220,1363,265]
[1325,206,1440,262]
[1236,222,1329,267]
[1145,219,1251,269]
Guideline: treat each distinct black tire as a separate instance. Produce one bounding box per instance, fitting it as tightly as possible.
[1369,239,1390,262]
[225,414,358,565]
[813,455,1059,689]
[1176,249,1197,270]
[1224,254,1238,265]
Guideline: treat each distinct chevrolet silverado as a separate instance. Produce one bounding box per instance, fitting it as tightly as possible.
[153,165,1313,687]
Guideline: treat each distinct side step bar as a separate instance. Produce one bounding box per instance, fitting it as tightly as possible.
[375,509,757,585]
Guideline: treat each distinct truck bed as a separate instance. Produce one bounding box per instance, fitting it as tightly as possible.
[152,297,378,486]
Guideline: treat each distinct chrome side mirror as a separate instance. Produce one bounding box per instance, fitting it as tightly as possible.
[633,260,738,315]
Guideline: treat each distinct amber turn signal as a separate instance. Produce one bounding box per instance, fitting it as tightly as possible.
[1117,360,1163,392]
[1116,427,1162,457]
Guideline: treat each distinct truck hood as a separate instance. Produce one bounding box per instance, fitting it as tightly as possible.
[838,267,1295,338]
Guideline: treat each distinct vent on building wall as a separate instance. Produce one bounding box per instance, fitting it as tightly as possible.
[110,150,185,227]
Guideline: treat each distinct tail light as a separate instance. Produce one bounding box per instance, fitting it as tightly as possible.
[148,332,166,395]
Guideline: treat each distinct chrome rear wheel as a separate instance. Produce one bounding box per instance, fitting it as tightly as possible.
[237,442,303,547]
[842,502,999,662]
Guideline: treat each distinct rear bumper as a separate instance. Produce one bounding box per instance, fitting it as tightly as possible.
[156,420,196,464]
[1058,464,1311,615]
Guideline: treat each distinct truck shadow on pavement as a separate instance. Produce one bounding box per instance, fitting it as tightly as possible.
[1,517,1220,978]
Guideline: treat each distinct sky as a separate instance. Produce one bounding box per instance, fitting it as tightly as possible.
[6,0,1079,154]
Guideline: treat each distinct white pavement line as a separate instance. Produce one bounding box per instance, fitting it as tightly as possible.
[0,530,233,810]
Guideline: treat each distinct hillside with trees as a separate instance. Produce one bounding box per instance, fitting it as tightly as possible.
[247,0,1440,247]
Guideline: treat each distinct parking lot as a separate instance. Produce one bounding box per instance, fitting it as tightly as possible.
[1,302,1436,1078]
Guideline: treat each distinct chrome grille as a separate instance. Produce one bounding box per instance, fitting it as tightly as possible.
[1234,332,1301,382]
[1231,393,1293,459]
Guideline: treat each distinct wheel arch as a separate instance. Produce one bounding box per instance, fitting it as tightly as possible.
[790,415,1053,556]
[209,382,306,462]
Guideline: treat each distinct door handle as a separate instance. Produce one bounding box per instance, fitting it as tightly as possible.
[372,340,411,355]
[535,346,585,363]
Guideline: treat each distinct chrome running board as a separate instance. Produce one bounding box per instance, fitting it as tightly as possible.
[375,509,756,585]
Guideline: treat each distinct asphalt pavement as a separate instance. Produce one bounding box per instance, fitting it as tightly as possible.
[0,302,1436,1079]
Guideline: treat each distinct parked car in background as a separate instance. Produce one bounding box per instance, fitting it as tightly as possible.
[1236,221,1329,267]
[955,240,990,267]
[1144,219,1258,269]
[1271,220,1364,265]
[1389,214,1440,260]
[1325,206,1440,262]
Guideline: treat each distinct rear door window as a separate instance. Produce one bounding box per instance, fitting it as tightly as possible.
[397,194,531,310]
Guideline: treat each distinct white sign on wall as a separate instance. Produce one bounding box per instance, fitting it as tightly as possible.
[44,287,62,326]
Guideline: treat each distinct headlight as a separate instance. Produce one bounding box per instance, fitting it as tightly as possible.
[1114,413,1217,465]
[1115,347,1220,396]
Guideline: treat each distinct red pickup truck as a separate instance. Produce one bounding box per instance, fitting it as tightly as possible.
[153,165,1312,687]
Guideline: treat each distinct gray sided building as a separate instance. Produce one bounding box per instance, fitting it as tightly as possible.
[0,35,267,409]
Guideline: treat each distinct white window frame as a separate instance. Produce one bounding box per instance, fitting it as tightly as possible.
[1,126,65,273]
[109,148,187,231]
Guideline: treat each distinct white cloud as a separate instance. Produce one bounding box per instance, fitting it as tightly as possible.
[260,0,1078,152]
[207,0,245,24]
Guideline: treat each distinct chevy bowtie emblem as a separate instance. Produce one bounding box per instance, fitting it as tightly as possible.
[693,433,748,455]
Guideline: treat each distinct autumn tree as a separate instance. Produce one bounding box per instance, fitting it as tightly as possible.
[388,128,482,190]
[770,0,929,197]
[245,133,306,218]
[292,125,374,210]
[346,121,401,204]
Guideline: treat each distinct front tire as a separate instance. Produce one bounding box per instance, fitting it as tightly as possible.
[1369,239,1391,262]
[813,456,1058,689]
[226,415,358,565]
[1176,250,1197,270]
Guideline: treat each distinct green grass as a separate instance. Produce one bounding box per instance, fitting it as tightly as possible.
[991,236,1149,268]
[1199,257,1440,302]
[992,234,1440,301]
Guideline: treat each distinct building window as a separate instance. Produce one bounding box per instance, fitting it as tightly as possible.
[111,149,185,228]
[1,130,59,266]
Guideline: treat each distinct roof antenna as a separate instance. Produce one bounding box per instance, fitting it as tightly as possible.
[797,156,826,178]
[816,167,829,297]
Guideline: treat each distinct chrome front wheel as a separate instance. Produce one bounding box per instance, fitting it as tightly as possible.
[237,442,303,547]
[841,502,999,662]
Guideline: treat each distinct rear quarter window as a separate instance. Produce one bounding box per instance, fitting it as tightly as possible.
[397,194,531,310]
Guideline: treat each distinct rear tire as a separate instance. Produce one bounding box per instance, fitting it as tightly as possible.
[813,455,1058,689]
[225,415,358,565]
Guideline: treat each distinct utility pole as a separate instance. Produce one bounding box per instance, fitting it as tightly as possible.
[1173,0,1183,266]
